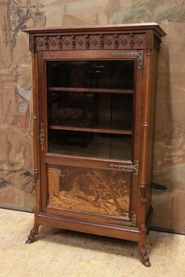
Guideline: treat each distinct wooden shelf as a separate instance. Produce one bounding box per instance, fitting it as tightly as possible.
[48,87,134,94]
[49,124,132,135]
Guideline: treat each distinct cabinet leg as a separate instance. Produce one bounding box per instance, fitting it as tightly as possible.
[138,244,151,267]
[138,224,151,267]
[26,224,40,244]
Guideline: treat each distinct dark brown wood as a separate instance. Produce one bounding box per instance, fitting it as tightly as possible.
[23,23,166,267]
[23,22,166,37]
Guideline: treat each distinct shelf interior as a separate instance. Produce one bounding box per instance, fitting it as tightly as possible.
[46,59,134,160]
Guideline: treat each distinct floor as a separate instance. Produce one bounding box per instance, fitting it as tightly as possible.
[0,209,185,277]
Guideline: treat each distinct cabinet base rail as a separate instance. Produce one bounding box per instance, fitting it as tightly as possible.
[26,211,152,267]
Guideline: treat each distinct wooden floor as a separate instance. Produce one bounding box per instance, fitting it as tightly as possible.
[0,208,184,277]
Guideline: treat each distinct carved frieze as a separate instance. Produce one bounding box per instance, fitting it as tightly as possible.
[34,31,165,54]
[35,33,147,51]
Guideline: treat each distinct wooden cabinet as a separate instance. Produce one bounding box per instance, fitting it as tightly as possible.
[23,23,166,266]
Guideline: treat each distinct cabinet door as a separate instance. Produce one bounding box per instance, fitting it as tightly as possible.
[38,50,142,227]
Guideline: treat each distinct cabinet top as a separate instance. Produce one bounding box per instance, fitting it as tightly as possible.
[23,22,166,37]
[23,23,166,53]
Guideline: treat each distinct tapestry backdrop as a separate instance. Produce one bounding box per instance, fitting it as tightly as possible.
[0,0,185,233]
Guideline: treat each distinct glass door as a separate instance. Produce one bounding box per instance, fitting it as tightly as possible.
[44,58,136,221]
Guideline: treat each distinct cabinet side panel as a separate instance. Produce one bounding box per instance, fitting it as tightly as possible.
[138,48,152,225]
[32,52,41,214]
[145,48,159,215]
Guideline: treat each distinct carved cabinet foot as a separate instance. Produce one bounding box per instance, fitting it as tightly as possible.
[138,246,151,267]
[26,225,39,244]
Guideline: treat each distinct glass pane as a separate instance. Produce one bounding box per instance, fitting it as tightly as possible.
[47,60,134,89]
[48,130,132,160]
[47,60,134,161]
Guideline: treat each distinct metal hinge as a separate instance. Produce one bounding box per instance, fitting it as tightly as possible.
[109,160,139,175]
[39,122,45,151]
[34,168,39,183]
[109,211,137,227]
[112,50,144,69]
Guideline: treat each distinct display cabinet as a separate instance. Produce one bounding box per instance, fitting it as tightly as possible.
[23,23,166,266]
